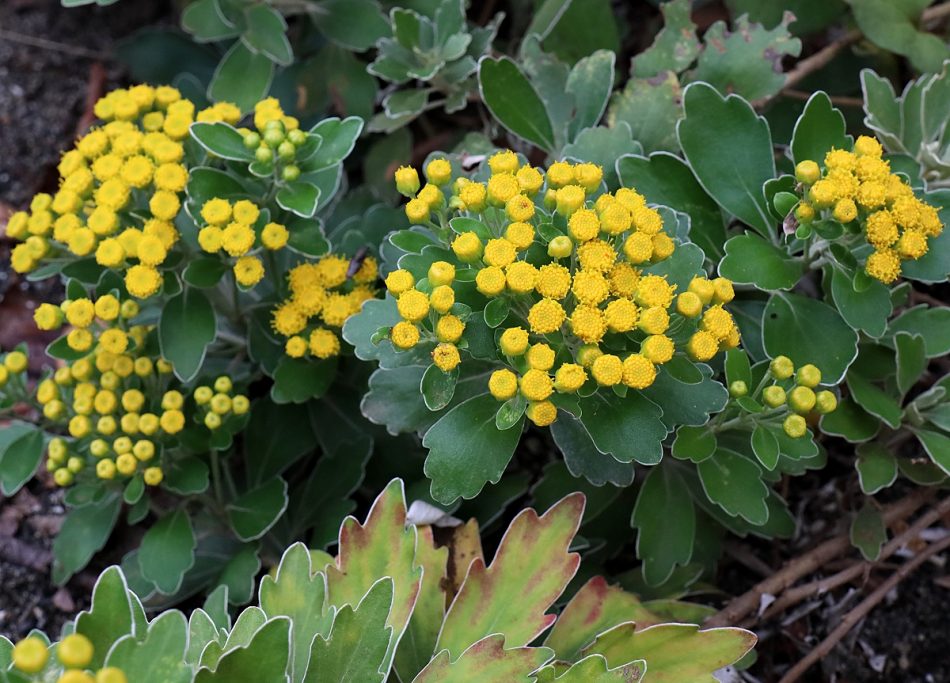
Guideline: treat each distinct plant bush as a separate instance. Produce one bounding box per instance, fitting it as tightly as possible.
[1,0,949,677]
[0,481,755,682]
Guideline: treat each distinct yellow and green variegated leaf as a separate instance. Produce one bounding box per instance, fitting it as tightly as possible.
[436,493,586,658]
[105,611,193,683]
[446,518,484,597]
[583,622,756,683]
[413,634,553,683]
[259,543,335,683]
[393,527,449,682]
[325,479,422,673]
[543,576,667,661]
[305,578,394,683]
[533,654,646,682]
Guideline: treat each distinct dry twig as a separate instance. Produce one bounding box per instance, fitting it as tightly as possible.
[777,534,950,683]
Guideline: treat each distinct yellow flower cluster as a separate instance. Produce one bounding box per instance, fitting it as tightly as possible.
[35,325,183,488]
[197,197,288,287]
[4,85,237,298]
[272,253,378,359]
[757,355,838,438]
[794,135,943,284]
[387,153,742,427]
[193,375,249,431]
[0,349,29,388]
[39,294,141,353]
[12,632,128,683]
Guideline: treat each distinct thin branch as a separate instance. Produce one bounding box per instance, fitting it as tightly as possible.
[749,496,950,625]
[0,28,107,60]
[778,534,950,683]
[705,489,934,627]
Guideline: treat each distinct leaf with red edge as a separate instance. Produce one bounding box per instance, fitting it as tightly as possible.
[583,622,757,683]
[435,493,586,658]
[412,634,552,683]
[325,479,422,674]
[533,654,645,682]
[543,576,667,661]
[393,526,449,682]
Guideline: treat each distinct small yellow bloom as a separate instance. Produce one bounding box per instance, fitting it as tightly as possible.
[261,222,289,250]
[436,314,465,343]
[622,354,656,389]
[526,343,556,371]
[499,327,529,356]
[568,209,600,242]
[591,354,623,386]
[234,256,265,287]
[425,158,452,186]
[526,400,557,426]
[489,368,518,400]
[554,363,587,393]
[475,266,506,296]
[430,285,455,314]
[520,369,553,401]
[528,298,566,334]
[391,321,420,349]
[309,328,340,359]
[687,330,718,361]
[428,261,455,286]
[395,165,421,196]
[432,343,460,371]
[397,289,430,322]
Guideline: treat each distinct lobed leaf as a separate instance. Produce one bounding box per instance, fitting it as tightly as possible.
[436,492,585,657]
[414,634,552,683]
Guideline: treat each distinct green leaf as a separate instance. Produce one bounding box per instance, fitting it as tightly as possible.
[325,480,421,674]
[672,425,717,463]
[615,153,726,259]
[526,0,573,41]
[393,528,449,682]
[107,611,192,683]
[208,41,274,113]
[544,576,668,662]
[271,356,337,404]
[478,56,556,152]
[690,13,801,101]
[0,425,43,496]
[550,413,636,486]
[260,544,335,683]
[181,0,243,42]
[424,394,526,503]
[186,166,248,207]
[855,442,898,494]
[912,428,950,475]
[566,50,615,139]
[196,617,291,683]
[889,305,950,358]
[416,634,553,683]
[763,292,859,384]
[632,0,699,78]
[583,622,757,682]
[484,297,510,328]
[850,503,886,561]
[719,233,801,291]
[217,545,261,605]
[183,257,228,288]
[437,493,584,657]
[790,91,852,166]
[190,122,256,161]
[678,82,775,238]
[75,566,136,669]
[820,396,881,443]
[308,117,364,170]
[421,364,459,411]
[159,287,216,383]
[245,400,315,485]
[847,371,903,429]
[305,579,393,683]
[643,362,728,428]
[540,0,620,65]
[830,266,892,338]
[608,73,682,154]
[163,456,210,495]
[227,478,289,541]
[725,349,753,388]
[276,182,321,218]
[632,463,695,585]
[849,0,950,73]
[243,4,292,66]
[534,655,645,682]
[139,510,196,595]
[578,391,667,465]
[311,0,389,52]
[895,332,927,396]
[698,450,769,525]
[52,494,122,584]
[751,424,781,471]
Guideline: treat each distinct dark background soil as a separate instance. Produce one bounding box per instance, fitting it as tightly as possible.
[0,1,947,679]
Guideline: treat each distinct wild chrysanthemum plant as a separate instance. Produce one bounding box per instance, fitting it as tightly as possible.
[0,84,377,593]
[0,481,755,683]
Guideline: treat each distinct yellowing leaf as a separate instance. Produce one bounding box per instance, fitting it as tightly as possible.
[436,493,585,657]
[414,634,552,683]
